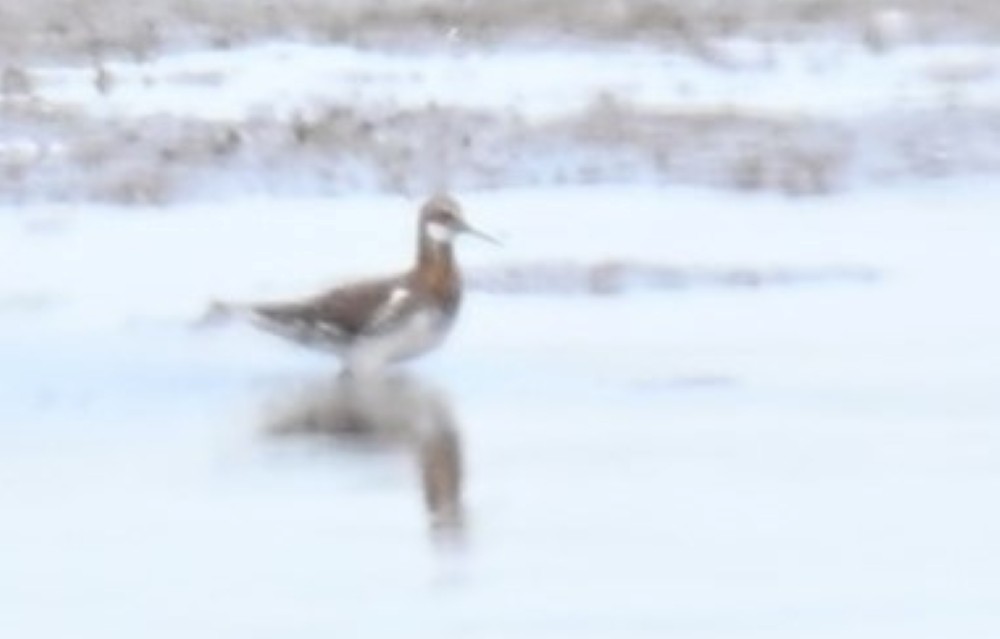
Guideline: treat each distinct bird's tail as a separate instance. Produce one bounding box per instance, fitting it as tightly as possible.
[193,299,241,328]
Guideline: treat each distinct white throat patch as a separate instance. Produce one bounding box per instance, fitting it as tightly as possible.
[426,221,456,244]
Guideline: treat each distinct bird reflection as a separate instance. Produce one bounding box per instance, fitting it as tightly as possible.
[264,372,465,542]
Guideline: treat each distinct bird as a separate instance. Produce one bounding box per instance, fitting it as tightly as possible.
[205,194,497,375]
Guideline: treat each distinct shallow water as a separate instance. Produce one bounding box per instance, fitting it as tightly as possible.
[2,185,999,638]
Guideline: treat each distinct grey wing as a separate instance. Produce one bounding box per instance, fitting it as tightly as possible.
[243,280,409,348]
[246,299,354,348]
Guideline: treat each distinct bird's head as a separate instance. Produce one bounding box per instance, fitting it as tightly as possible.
[419,194,498,245]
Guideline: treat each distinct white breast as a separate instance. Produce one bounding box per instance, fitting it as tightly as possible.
[346,308,454,374]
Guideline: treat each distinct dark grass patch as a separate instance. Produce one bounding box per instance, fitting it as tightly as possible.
[466,260,880,296]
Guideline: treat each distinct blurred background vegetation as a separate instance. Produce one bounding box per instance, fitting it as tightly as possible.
[1,0,998,60]
[1,0,998,203]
